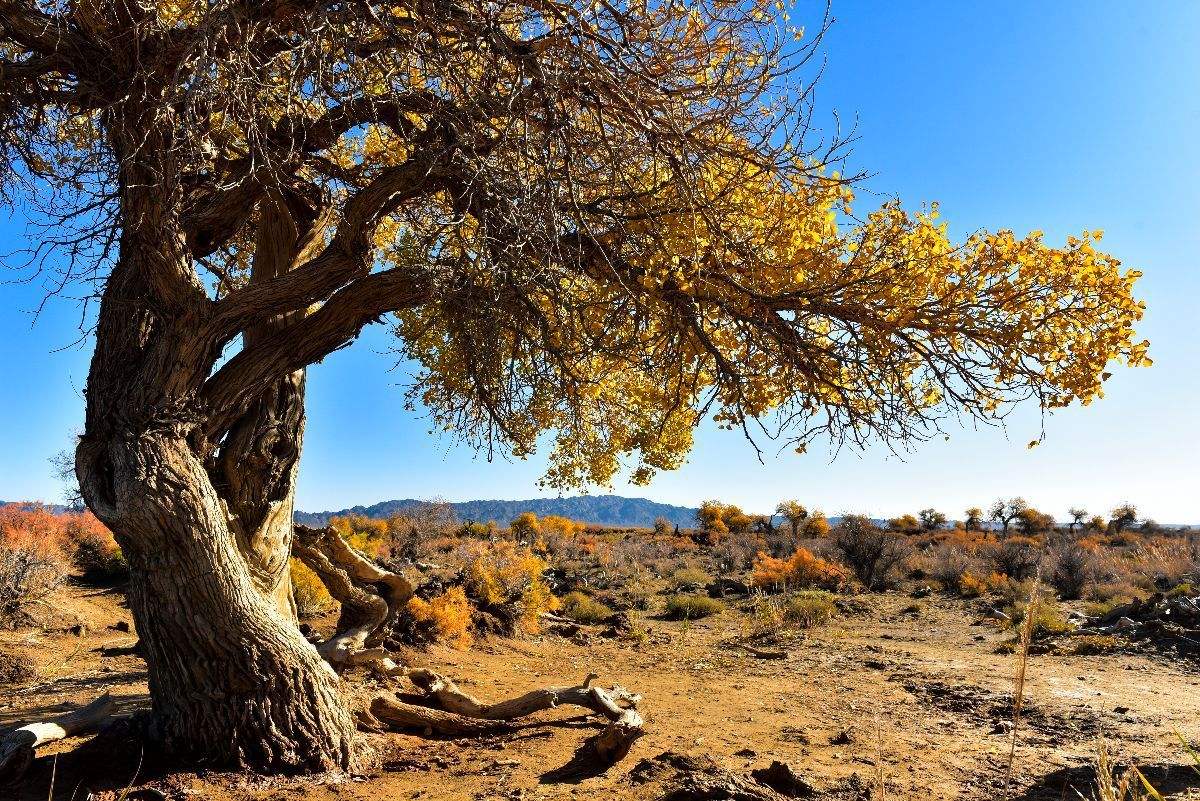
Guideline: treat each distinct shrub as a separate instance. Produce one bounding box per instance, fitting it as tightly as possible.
[784,590,838,628]
[291,559,335,619]
[987,536,1043,580]
[831,515,908,590]
[66,513,126,582]
[1069,635,1119,655]
[928,544,980,593]
[957,571,987,598]
[663,594,724,620]
[751,548,846,591]
[328,514,390,558]
[1004,584,1071,639]
[559,591,614,624]
[669,566,712,589]
[1050,543,1098,600]
[407,586,474,649]
[0,506,68,627]
[463,541,558,633]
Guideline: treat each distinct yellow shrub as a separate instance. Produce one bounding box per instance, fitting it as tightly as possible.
[329,514,390,558]
[290,558,334,618]
[407,587,474,649]
[752,548,846,590]
[464,541,559,633]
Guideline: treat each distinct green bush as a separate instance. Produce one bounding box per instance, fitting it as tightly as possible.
[73,536,129,582]
[783,590,838,628]
[1006,594,1072,639]
[663,594,724,620]
[560,591,615,624]
[669,567,712,590]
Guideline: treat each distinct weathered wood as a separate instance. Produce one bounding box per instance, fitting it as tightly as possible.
[396,670,644,764]
[0,694,118,786]
[369,695,510,737]
[292,524,413,672]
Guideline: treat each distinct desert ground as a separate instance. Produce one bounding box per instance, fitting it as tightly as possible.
[4,575,1198,801]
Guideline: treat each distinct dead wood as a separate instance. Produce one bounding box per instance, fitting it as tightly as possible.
[374,670,644,765]
[0,694,124,786]
[293,524,413,672]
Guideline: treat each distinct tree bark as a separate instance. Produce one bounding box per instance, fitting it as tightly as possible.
[80,431,357,772]
[67,88,362,771]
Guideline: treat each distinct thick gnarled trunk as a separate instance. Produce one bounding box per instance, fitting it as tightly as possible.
[73,110,358,771]
[80,430,356,772]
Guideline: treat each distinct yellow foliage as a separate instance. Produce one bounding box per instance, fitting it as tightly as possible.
[329,514,390,558]
[407,587,474,649]
[464,541,559,632]
[290,559,334,618]
[751,548,846,590]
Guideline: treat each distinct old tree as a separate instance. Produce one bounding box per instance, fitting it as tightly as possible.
[0,0,1146,777]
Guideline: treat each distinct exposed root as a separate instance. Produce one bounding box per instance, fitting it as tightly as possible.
[291,526,644,767]
[292,524,413,671]
[0,693,132,787]
[373,670,644,765]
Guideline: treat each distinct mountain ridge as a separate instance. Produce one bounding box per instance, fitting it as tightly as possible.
[293,495,701,528]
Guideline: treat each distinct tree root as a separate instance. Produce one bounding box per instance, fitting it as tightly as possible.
[372,670,644,765]
[292,524,413,672]
[292,526,644,767]
[0,693,137,787]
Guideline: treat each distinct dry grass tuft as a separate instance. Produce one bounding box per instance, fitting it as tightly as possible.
[663,594,724,620]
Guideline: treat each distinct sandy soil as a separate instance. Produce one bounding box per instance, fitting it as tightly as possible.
[3,583,1199,800]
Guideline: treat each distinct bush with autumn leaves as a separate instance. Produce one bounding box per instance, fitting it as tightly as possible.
[0,503,123,626]
[8,495,1194,651]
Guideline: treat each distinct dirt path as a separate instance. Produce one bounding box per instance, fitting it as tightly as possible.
[3,586,1198,800]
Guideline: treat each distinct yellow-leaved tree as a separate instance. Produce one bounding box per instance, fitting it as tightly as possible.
[0,0,1145,777]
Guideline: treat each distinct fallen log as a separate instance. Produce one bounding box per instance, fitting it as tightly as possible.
[381,670,644,764]
[0,694,119,786]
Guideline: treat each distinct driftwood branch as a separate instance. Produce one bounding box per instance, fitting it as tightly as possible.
[374,670,644,765]
[292,524,413,673]
[0,694,120,786]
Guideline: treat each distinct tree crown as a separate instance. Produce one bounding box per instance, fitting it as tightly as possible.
[0,0,1148,489]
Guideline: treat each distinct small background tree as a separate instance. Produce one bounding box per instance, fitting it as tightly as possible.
[832,514,909,591]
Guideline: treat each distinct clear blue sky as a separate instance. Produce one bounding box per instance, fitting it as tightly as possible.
[1,1,1197,522]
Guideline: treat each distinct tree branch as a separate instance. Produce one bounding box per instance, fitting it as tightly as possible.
[201,266,431,441]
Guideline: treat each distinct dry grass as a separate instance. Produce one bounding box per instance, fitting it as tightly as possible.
[1004,573,1039,796]
[663,594,724,620]
[559,591,614,624]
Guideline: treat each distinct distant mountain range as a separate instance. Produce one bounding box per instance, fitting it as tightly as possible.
[0,500,70,514]
[294,495,701,529]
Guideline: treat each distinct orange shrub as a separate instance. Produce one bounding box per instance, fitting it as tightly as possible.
[0,504,68,562]
[407,587,473,649]
[463,540,559,632]
[0,504,70,625]
[752,548,846,590]
[957,571,987,598]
